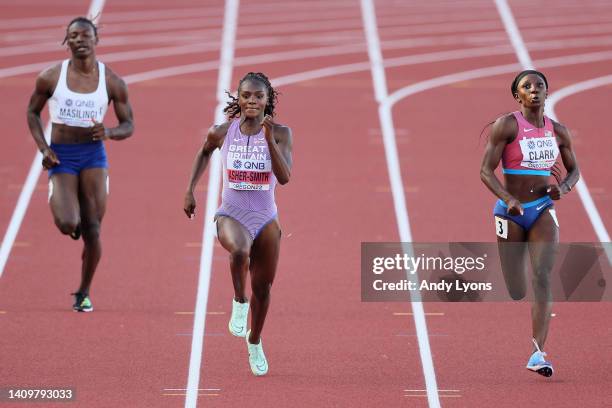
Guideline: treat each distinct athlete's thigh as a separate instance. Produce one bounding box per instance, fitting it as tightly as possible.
[250,219,281,280]
[216,215,252,253]
[49,172,80,222]
[527,207,559,272]
[78,168,108,223]
[495,216,529,298]
[528,206,559,243]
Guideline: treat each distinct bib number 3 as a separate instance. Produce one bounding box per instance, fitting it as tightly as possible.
[495,216,509,239]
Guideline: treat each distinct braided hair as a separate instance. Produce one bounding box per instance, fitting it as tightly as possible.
[224,72,279,119]
[62,17,98,45]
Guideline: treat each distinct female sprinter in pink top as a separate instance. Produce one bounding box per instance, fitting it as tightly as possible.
[480,70,580,377]
[184,72,293,376]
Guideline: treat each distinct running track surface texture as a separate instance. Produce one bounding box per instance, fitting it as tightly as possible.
[0,0,610,407]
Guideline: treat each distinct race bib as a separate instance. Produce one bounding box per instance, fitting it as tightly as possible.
[518,134,559,170]
[495,216,508,239]
[58,98,104,128]
[227,156,271,191]
[228,170,271,190]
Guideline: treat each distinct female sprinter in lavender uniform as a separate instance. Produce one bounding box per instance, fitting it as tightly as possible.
[26,17,134,312]
[184,72,292,376]
[480,70,579,377]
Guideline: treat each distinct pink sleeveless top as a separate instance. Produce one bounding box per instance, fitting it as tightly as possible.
[501,111,559,176]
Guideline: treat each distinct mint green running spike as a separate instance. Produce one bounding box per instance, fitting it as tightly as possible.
[72,292,93,312]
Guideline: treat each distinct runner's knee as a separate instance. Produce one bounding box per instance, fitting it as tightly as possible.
[55,217,79,235]
[230,248,250,267]
[81,221,101,241]
[532,270,551,293]
[251,280,272,301]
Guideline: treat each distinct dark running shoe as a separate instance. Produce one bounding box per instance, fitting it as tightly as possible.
[71,292,93,312]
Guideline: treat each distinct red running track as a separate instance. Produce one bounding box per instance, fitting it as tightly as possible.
[0,0,610,407]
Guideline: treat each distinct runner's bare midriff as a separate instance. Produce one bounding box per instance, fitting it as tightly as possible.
[504,173,550,202]
[51,123,97,144]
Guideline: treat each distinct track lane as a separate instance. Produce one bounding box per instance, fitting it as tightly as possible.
[380,1,611,406]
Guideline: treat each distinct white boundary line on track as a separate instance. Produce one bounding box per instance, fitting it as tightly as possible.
[494,0,533,69]
[184,1,238,407]
[0,7,222,30]
[7,23,612,78]
[359,1,440,407]
[547,76,612,262]
[117,47,612,101]
[5,20,612,77]
[0,1,354,30]
[495,0,611,245]
[8,14,612,49]
[88,0,106,23]
[0,0,105,278]
[0,4,366,43]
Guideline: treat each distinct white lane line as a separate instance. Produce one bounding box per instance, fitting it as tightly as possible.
[0,36,205,58]
[385,62,519,108]
[382,49,612,110]
[360,1,440,408]
[8,15,612,46]
[0,6,364,43]
[88,0,105,23]
[0,2,353,31]
[0,44,219,79]
[405,389,460,392]
[0,7,221,30]
[0,39,425,79]
[272,49,612,90]
[546,75,612,262]
[0,0,104,279]
[0,20,462,57]
[18,13,612,71]
[0,125,49,277]
[184,1,238,407]
[495,0,610,246]
[165,388,220,391]
[122,41,612,92]
[494,0,534,69]
[5,23,612,79]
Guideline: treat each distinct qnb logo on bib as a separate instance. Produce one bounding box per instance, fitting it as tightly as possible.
[58,98,100,127]
[519,136,559,169]
[227,157,272,191]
